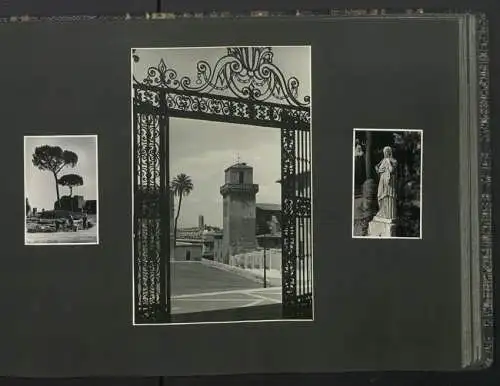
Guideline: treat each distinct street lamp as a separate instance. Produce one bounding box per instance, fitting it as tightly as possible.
[263,241,267,288]
[257,233,270,288]
[257,224,281,289]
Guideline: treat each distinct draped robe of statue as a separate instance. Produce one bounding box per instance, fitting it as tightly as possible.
[374,147,397,220]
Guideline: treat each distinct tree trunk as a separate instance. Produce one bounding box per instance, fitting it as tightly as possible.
[362,131,378,220]
[365,131,373,179]
[173,193,183,249]
[53,173,60,209]
[69,187,73,212]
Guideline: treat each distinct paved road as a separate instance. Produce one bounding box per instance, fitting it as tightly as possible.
[171,261,282,315]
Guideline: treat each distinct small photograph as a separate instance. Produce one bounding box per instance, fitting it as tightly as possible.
[352,128,423,239]
[24,135,99,245]
[132,46,313,325]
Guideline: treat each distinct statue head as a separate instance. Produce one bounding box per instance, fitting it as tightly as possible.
[383,146,393,158]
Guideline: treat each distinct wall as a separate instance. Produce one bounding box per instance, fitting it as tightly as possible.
[222,193,257,257]
[173,244,202,261]
[214,237,223,262]
[230,248,282,271]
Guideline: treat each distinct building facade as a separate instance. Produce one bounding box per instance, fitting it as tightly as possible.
[220,162,259,261]
[84,200,97,214]
[173,242,202,261]
[202,230,223,261]
[55,195,85,211]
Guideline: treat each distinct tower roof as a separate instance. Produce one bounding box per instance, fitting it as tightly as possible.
[224,162,252,172]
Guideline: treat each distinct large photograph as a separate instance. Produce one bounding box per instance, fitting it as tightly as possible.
[24,135,99,245]
[352,128,423,239]
[132,46,313,325]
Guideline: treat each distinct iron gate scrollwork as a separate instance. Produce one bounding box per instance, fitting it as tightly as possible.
[133,47,312,324]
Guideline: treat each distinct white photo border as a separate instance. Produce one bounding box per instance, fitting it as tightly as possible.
[130,45,314,326]
[351,128,423,240]
[24,134,100,246]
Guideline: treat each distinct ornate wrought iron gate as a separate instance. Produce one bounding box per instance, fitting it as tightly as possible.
[133,47,312,324]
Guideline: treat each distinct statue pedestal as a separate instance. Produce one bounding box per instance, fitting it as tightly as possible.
[368,216,397,238]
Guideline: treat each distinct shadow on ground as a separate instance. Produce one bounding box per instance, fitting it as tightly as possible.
[171,303,283,323]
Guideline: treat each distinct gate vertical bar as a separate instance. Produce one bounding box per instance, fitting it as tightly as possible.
[133,89,139,322]
[291,116,312,318]
[306,129,312,310]
[306,129,312,301]
[300,128,306,297]
[158,89,170,322]
[281,119,297,318]
[297,129,303,297]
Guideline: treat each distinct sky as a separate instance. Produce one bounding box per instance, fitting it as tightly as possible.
[133,46,311,228]
[170,118,280,228]
[25,136,98,211]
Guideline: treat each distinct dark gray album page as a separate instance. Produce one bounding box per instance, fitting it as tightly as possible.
[0,16,460,376]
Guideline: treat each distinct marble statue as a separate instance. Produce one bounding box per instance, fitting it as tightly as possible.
[268,215,279,234]
[374,146,398,220]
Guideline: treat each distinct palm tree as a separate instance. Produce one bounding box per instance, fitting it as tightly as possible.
[171,173,194,248]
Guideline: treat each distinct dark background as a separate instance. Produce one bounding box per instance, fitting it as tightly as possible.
[0,0,498,386]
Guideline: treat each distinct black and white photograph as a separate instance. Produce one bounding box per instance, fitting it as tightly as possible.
[24,135,99,245]
[352,128,423,239]
[132,46,313,325]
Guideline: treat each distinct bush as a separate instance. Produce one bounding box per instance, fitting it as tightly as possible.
[397,202,420,237]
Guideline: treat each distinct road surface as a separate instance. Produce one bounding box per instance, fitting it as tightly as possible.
[25,215,98,245]
[171,261,282,315]
[25,226,98,244]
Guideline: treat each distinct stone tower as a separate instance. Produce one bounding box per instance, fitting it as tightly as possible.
[220,162,259,261]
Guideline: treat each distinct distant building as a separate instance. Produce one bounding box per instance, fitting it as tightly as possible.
[173,242,202,261]
[84,200,97,214]
[55,195,85,211]
[177,226,203,240]
[202,230,223,261]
